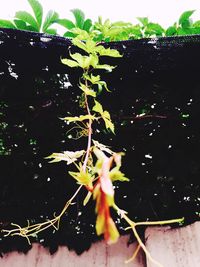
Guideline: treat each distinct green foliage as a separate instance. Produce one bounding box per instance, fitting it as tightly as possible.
[137,17,165,37]
[92,140,114,155]
[0,0,58,33]
[166,10,200,36]
[1,0,200,40]
[83,74,110,94]
[92,100,115,133]
[69,169,94,188]
[45,150,85,164]
[179,10,195,28]
[0,20,16,29]
[56,8,93,38]
[42,10,59,33]
[71,9,85,29]
[93,17,132,41]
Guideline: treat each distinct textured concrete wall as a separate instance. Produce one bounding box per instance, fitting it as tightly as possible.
[146,221,200,267]
[0,236,145,267]
[0,222,200,267]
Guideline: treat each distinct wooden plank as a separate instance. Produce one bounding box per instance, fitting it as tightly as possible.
[0,236,145,267]
[145,221,200,267]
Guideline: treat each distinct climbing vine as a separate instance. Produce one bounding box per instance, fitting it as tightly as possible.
[2,27,184,267]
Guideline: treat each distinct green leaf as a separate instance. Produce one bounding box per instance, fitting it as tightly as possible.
[45,150,85,165]
[70,52,85,65]
[102,111,115,133]
[92,100,104,114]
[13,19,27,30]
[193,20,200,27]
[69,53,98,69]
[98,81,110,92]
[55,19,75,29]
[166,26,177,36]
[96,46,122,57]
[93,140,114,155]
[179,10,195,28]
[189,27,200,34]
[92,101,115,132]
[109,167,129,182]
[79,83,96,97]
[71,28,90,39]
[177,27,191,35]
[42,10,59,32]
[28,0,43,29]
[129,25,143,38]
[137,17,148,26]
[90,74,101,83]
[0,19,16,29]
[84,74,100,84]
[146,23,164,36]
[61,114,95,122]
[82,54,98,68]
[102,110,111,120]
[83,19,93,32]
[96,64,115,72]
[61,58,80,68]
[63,31,76,38]
[112,21,132,27]
[72,38,87,51]
[71,9,85,29]
[89,54,99,68]
[69,170,93,187]
[45,28,57,35]
[15,11,38,31]
[106,27,125,40]
[84,74,110,93]
[26,25,37,32]
[85,39,97,53]
[72,34,97,51]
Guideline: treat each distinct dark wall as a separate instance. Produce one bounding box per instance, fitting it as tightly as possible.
[0,28,200,254]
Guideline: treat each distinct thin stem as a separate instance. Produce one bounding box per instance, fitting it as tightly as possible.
[2,185,83,244]
[82,79,93,172]
[125,244,141,264]
[131,226,164,267]
[113,203,183,267]
[60,184,83,217]
[135,217,184,227]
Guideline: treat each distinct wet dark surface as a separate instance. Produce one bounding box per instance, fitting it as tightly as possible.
[0,28,200,254]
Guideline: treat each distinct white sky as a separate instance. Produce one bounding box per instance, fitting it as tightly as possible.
[0,0,200,28]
